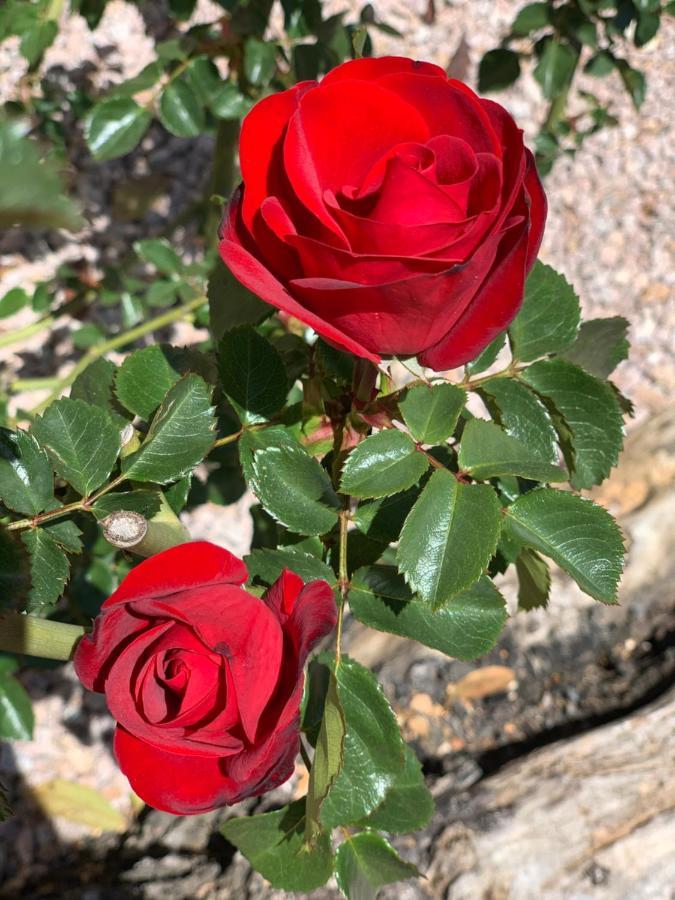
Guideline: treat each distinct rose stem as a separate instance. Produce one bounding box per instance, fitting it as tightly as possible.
[0,614,86,661]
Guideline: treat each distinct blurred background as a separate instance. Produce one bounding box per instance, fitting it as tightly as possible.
[0,1,673,897]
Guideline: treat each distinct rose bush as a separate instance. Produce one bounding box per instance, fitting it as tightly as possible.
[220,55,547,370]
[73,541,336,815]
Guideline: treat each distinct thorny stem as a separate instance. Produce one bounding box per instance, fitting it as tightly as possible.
[26,295,207,417]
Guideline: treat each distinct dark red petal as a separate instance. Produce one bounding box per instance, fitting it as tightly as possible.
[479,98,527,222]
[132,585,284,746]
[321,55,446,86]
[114,726,242,815]
[288,234,502,357]
[223,718,299,796]
[219,191,380,363]
[523,150,547,269]
[264,568,304,619]
[378,74,500,155]
[286,580,337,665]
[102,541,248,609]
[368,156,465,225]
[74,604,152,693]
[283,81,429,234]
[239,81,315,232]
[418,218,530,370]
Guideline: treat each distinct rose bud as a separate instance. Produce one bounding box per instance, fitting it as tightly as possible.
[220,55,546,371]
[74,542,336,815]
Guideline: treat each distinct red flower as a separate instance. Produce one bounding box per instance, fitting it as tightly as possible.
[74,542,336,815]
[219,56,546,370]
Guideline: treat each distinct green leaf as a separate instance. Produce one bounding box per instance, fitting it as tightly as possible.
[85,98,151,161]
[349,567,507,661]
[238,426,298,488]
[158,78,205,138]
[352,489,419,544]
[0,670,34,741]
[321,658,404,827]
[43,507,83,554]
[218,325,288,424]
[146,280,178,308]
[306,670,345,843]
[479,377,559,464]
[617,61,646,109]
[515,548,551,611]
[21,528,70,612]
[512,2,550,33]
[398,471,502,608]
[559,316,629,379]
[508,262,580,362]
[584,50,616,77]
[0,528,29,609]
[0,428,53,515]
[70,358,129,430]
[31,399,119,497]
[245,546,335,587]
[398,383,466,445]
[340,430,429,500]
[208,259,270,340]
[336,832,418,900]
[0,121,82,231]
[252,445,339,535]
[361,744,434,833]
[478,49,521,93]
[20,20,58,68]
[465,332,506,375]
[115,346,181,420]
[243,37,278,86]
[90,490,162,521]
[521,358,624,489]
[458,419,566,482]
[221,801,333,892]
[122,375,215,484]
[505,488,624,603]
[188,58,250,119]
[134,238,181,275]
[109,61,163,96]
[635,10,660,46]
[0,287,28,319]
[533,39,578,100]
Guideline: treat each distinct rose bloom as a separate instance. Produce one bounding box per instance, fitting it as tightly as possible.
[74,542,336,815]
[220,56,546,370]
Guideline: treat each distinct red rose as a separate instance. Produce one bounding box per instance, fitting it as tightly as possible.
[73,542,336,815]
[219,56,546,370]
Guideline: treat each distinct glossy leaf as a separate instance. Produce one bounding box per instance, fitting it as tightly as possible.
[245,546,335,587]
[22,528,70,612]
[398,471,502,608]
[208,260,270,340]
[218,325,288,424]
[122,375,216,484]
[533,39,578,100]
[349,566,507,661]
[305,671,345,843]
[91,490,162,521]
[352,489,419,544]
[478,49,521,92]
[505,488,624,603]
[70,358,129,430]
[158,78,205,138]
[238,426,298,488]
[0,429,53,515]
[340,430,429,499]
[465,332,506,375]
[515,548,551,611]
[522,358,624,489]
[321,658,404,827]
[508,262,580,362]
[32,399,119,497]
[252,445,339,535]
[336,832,418,900]
[479,377,559,464]
[221,800,334,892]
[559,316,629,379]
[85,99,151,161]
[398,383,466,445]
[361,744,434,833]
[0,669,34,741]
[458,419,566,482]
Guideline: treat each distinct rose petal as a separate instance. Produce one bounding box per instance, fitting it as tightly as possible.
[418,216,530,370]
[102,541,248,609]
[523,150,547,269]
[74,604,152,692]
[263,568,305,620]
[114,726,242,815]
[321,55,446,86]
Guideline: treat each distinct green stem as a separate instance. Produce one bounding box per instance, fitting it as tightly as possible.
[6,474,126,532]
[28,295,206,417]
[0,613,86,661]
[0,316,57,352]
[11,377,62,392]
[335,503,350,666]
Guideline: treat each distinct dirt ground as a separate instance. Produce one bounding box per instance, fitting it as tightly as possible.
[0,2,673,898]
